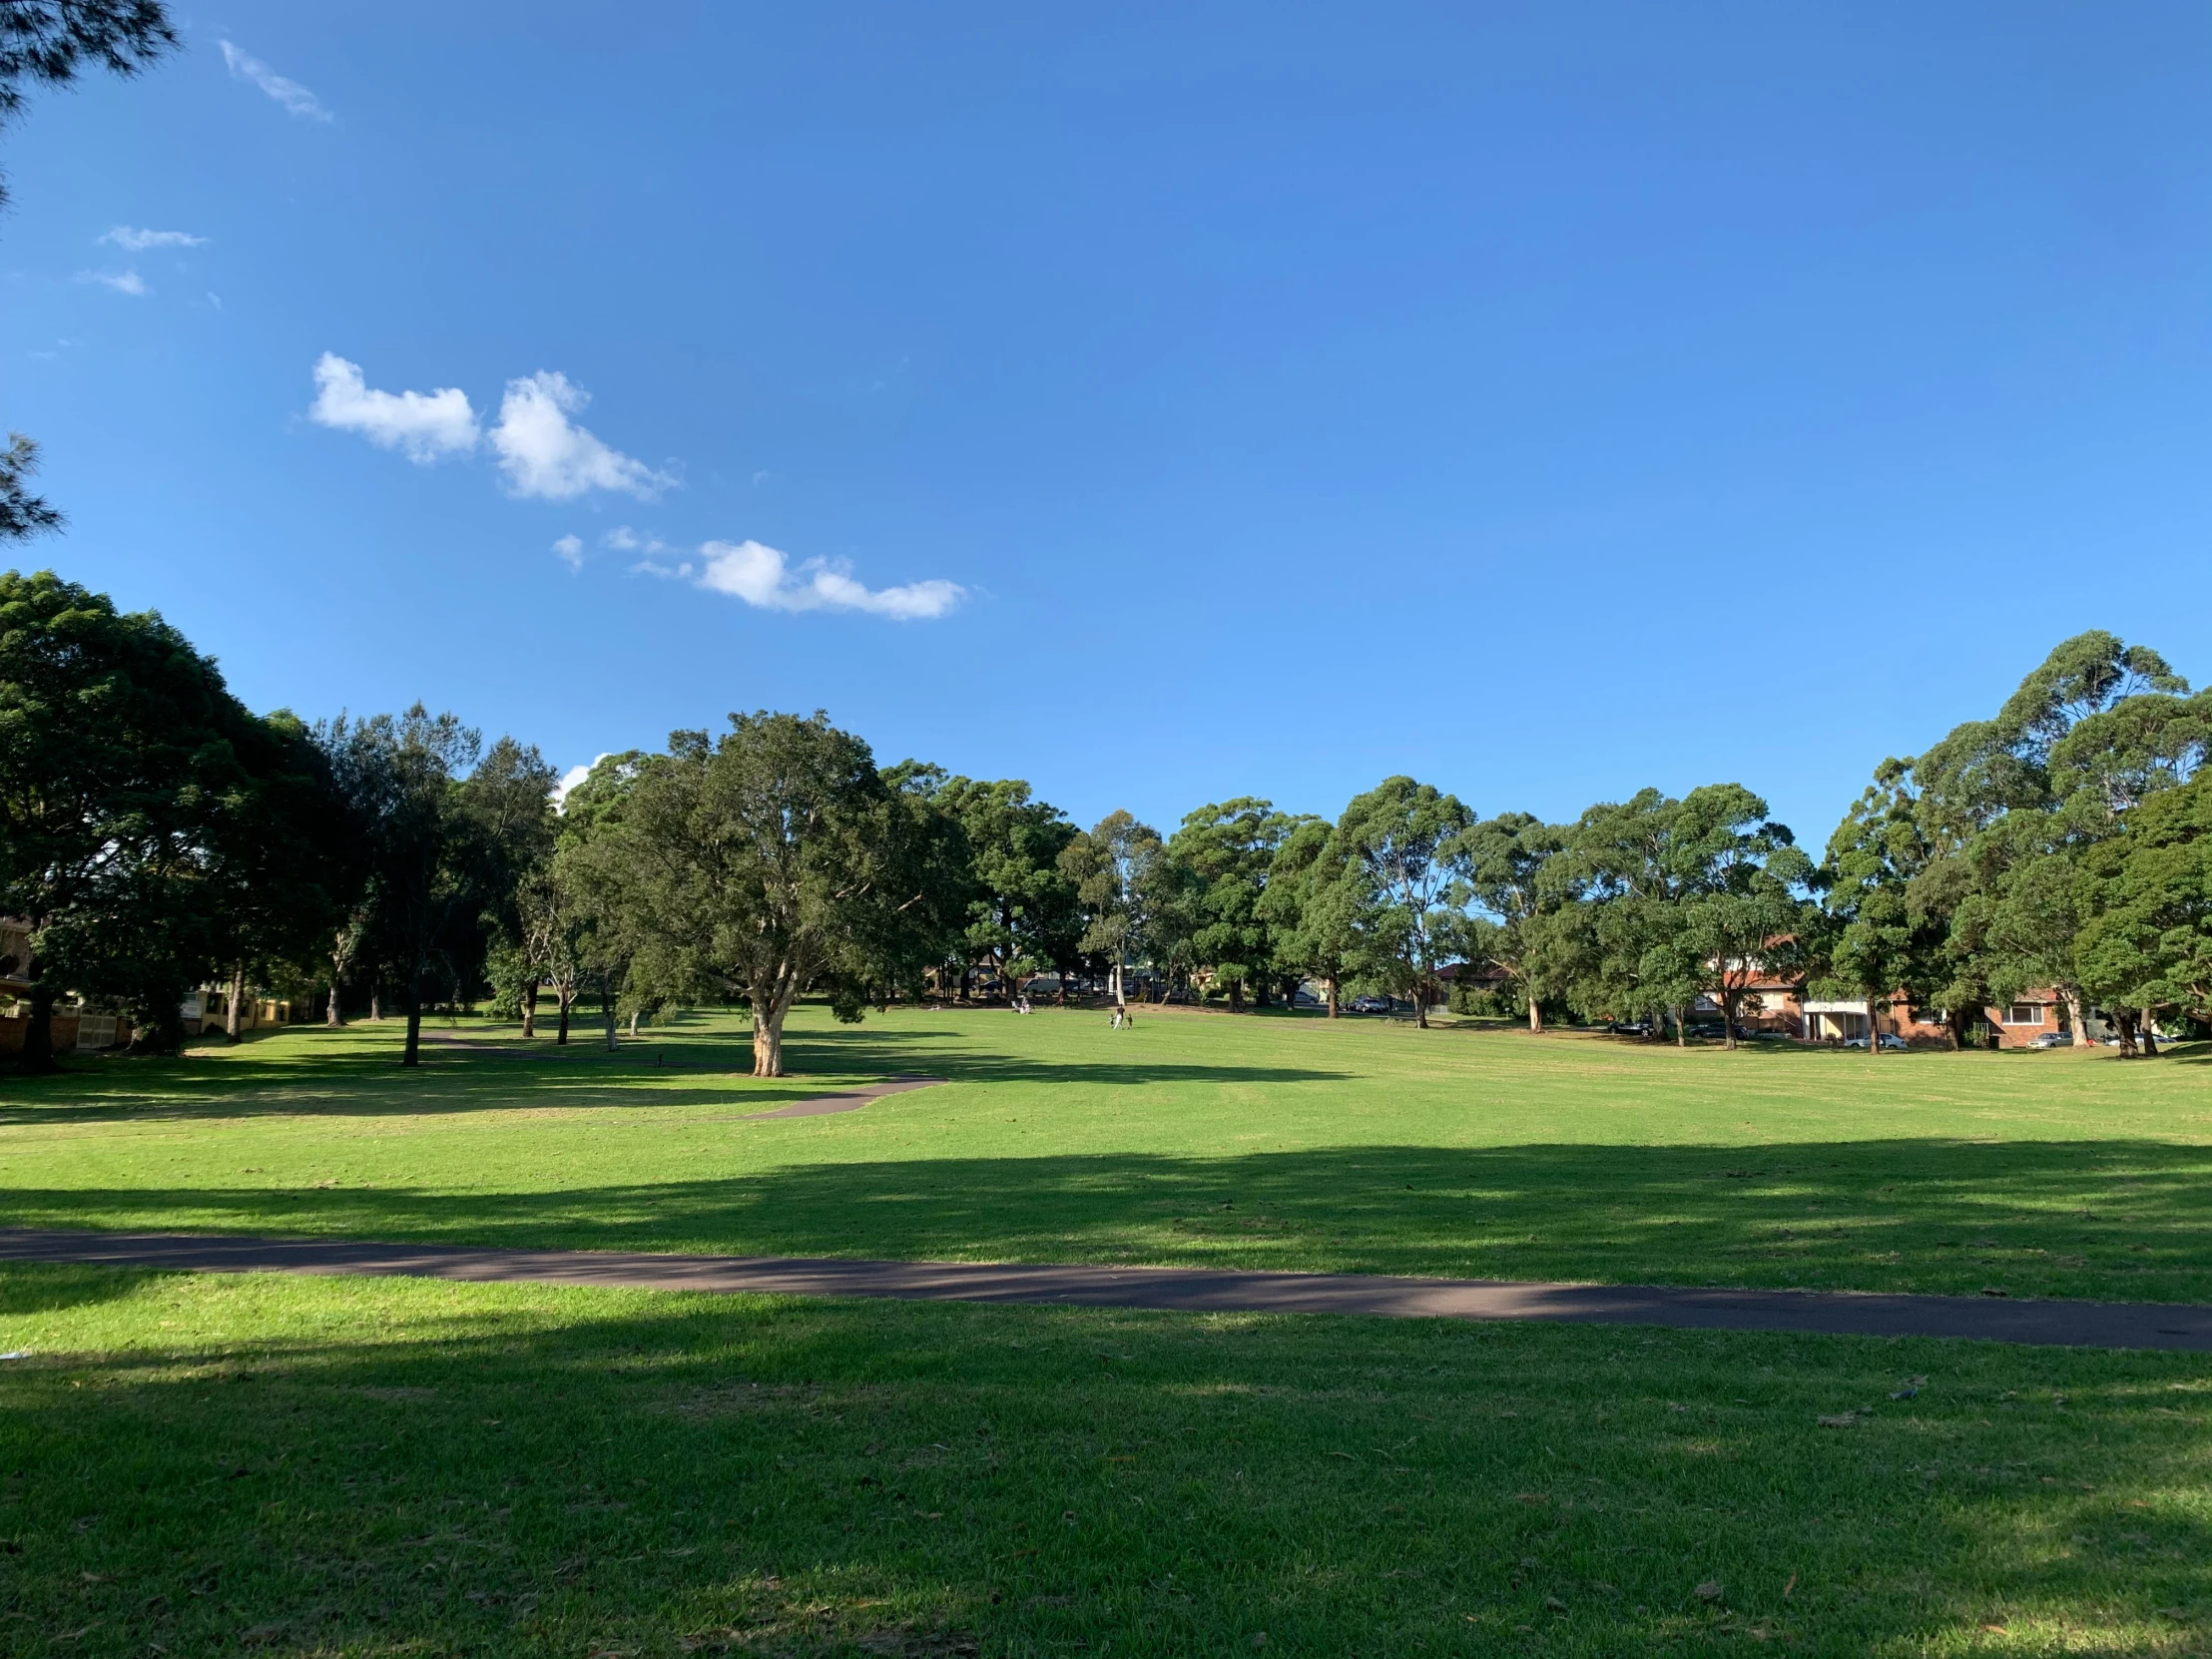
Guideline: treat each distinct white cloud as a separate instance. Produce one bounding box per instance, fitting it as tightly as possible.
[552,534,584,571]
[221,41,333,122]
[100,227,205,252]
[553,755,612,812]
[309,352,480,463]
[695,539,963,621]
[488,372,673,501]
[77,269,148,295]
[631,557,695,580]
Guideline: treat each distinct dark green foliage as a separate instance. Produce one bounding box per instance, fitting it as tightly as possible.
[587,711,962,1075]
[0,432,61,542]
[0,570,335,1065]
[1165,798,1294,1009]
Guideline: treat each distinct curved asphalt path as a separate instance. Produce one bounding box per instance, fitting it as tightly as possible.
[2,1228,2206,1351]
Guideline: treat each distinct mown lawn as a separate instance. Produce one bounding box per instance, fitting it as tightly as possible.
[1,1005,2207,1303]
[2,1263,2208,1658]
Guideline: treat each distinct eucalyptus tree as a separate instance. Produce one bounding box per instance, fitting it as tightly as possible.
[2072,773,2212,1053]
[1827,632,2210,1046]
[900,770,1077,1002]
[1561,785,1812,1047]
[331,706,483,1068]
[1455,811,1572,1031]
[1058,810,1165,1010]
[1257,815,1357,1016]
[594,712,958,1077]
[1330,777,1473,1028]
[1168,798,1293,1010]
[1548,790,1693,1039]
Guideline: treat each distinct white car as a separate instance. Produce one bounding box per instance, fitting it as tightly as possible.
[1843,1033,1908,1051]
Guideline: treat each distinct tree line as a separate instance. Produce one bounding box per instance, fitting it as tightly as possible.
[2,570,2207,1075]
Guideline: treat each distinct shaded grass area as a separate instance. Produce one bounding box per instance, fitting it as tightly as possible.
[2,1009,2210,1301]
[3,1265,2209,1657]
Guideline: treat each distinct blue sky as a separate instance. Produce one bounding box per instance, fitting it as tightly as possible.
[6,2,2210,843]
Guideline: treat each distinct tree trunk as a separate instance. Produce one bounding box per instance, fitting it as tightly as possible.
[370,988,382,1022]
[752,987,793,1077]
[401,975,422,1068]
[225,964,246,1042]
[2113,1008,2138,1058]
[2141,1010,2159,1058]
[1228,977,1245,1013]
[601,978,618,1051]
[1413,971,1428,1029]
[1113,959,1126,1012]
[1326,973,1340,1018]
[325,978,341,1027]
[556,987,572,1045]
[1721,989,1737,1051]
[1673,1005,1686,1048]
[1867,1003,1882,1056]
[16,979,58,1076]
[1057,971,1070,1006]
[1526,983,1543,1034]
[628,1009,640,1038]
[2061,990,2086,1050]
[521,978,539,1038]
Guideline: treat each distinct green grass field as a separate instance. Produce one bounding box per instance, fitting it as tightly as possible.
[2,1004,2208,1301]
[5,1005,2211,1655]
[3,1264,2208,1657]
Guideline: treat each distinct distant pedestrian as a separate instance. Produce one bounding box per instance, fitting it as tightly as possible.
[1109,1007,1123,1029]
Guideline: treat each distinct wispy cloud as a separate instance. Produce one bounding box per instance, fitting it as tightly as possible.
[309,352,479,462]
[489,372,673,501]
[76,269,148,295]
[221,41,333,122]
[100,227,206,253]
[695,539,963,621]
[552,534,584,571]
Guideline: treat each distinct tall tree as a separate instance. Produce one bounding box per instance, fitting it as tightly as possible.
[1167,798,1291,1010]
[0,571,307,1066]
[1331,777,1473,1029]
[1654,786,1815,1050]
[1455,811,1571,1032]
[911,772,1078,1003]
[1256,815,1354,1016]
[593,712,955,1077]
[329,706,488,1069]
[2073,772,2212,1051]
[1836,633,2209,1046]
[1058,810,1164,1011]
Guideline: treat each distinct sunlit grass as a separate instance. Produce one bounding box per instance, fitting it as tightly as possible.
[2,1264,2207,1657]
[2,1006,2208,1301]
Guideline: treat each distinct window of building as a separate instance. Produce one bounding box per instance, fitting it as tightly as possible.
[2004,1003,2041,1025]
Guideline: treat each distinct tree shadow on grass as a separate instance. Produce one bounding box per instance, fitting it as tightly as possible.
[0,1036,1352,1126]
[9,1138,2212,1302]
[2,1263,2207,1656]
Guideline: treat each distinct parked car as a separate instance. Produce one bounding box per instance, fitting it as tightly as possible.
[1607,1019,1651,1036]
[1350,995,1393,1014]
[1843,1033,1909,1051]
[2028,1030,2074,1049]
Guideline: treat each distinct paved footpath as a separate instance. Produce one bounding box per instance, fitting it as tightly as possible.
[4,1229,2209,1351]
